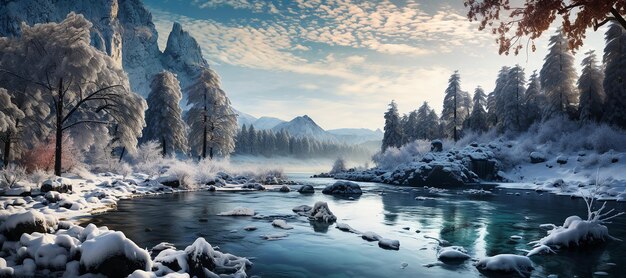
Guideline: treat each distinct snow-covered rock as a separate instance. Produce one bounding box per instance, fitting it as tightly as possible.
[361,232,382,242]
[271,219,293,230]
[40,178,72,193]
[530,151,547,163]
[307,202,337,223]
[1,211,57,240]
[438,246,470,261]
[80,231,152,277]
[322,181,362,195]
[378,238,400,250]
[476,254,534,276]
[335,223,359,233]
[218,207,255,216]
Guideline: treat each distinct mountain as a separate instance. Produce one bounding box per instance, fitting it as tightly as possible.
[252,117,285,130]
[234,109,257,127]
[327,128,384,144]
[0,0,210,99]
[272,115,337,142]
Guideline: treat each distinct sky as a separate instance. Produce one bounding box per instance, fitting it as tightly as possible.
[144,0,607,130]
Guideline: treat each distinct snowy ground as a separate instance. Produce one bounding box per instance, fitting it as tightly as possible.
[497,150,626,201]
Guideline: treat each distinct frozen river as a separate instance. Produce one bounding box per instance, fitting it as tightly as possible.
[86,173,626,277]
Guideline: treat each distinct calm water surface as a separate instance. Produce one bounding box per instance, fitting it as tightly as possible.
[85,173,626,277]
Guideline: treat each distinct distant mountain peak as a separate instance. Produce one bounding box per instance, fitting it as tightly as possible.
[162,21,208,74]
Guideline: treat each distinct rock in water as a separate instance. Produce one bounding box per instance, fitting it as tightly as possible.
[297,185,315,194]
[322,181,362,195]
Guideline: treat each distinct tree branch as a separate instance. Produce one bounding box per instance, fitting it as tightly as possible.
[61,84,123,124]
[610,7,626,30]
[62,120,111,131]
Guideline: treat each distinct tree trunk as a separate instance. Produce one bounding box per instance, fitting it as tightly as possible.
[202,124,207,159]
[610,8,626,30]
[54,79,64,176]
[162,136,167,157]
[3,131,10,168]
[118,147,126,162]
[209,147,214,160]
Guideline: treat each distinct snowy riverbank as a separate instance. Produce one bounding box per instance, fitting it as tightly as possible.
[0,163,292,277]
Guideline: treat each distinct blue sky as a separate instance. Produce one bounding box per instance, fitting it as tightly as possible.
[145,0,606,130]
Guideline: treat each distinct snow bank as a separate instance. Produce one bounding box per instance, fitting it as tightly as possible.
[476,254,534,276]
[217,207,255,216]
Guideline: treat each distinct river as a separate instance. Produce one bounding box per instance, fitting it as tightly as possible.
[85,173,626,277]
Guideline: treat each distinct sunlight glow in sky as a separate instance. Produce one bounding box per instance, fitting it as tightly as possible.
[145,0,606,130]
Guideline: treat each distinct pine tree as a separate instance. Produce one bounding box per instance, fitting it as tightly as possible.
[485,92,497,128]
[493,66,510,127]
[602,23,626,128]
[468,87,488,133]
[186,68,237,159]
[523,70,544,128]
[143,71,188,156]
[578,50,605,122]
[382,101,403,151]
[403,110,419,142]
[441,71,466,141]
[501,65,526,132]
[540,29,579,119]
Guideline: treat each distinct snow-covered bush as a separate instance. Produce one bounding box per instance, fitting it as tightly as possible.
[373,140,431,170]
[527,183,624,255]
[133,141,164,178]
[165,160,196,189]
[0,164,25,189]
[329,157,347,174]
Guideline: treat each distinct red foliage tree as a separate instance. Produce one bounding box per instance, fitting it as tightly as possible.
[21,135,81,173]
[464,0,626,54]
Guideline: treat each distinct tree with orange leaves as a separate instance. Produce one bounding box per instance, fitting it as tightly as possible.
[464,0,626,55]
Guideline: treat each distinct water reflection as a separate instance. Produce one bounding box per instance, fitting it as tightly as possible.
[84,174,626,277]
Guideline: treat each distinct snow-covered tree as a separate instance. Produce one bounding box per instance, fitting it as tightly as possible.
[0,88,24,167]
[540,29,579,119]
[602,23,626,128]
[492,66,510,127]
[468,87,488,133]
[186,68,237,159]
[0,13,146,175]
[523,70,544,128]
[143,71,188,156]
[441,71,467,141]
[501,65,526,132]
[382,101,403,151]
[329,157,347,174]
[578,50,605,122]
[403,110,419,143]
[485,92,497,128]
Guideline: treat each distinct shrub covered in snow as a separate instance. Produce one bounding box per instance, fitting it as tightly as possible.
[372,140,431,170]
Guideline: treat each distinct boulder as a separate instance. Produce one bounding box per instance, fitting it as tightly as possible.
[2,211,54,241]
[157,176,180,188]
[40,178,72,193]
[529,152,546,164]
[80,231,151,277]
[322,181,362,195]
[241,183,265,190]
[297,185,315,194]
[556,156,568,165]
[279,185,290,192]
[185,238,217,277]
[431,140,443,152]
